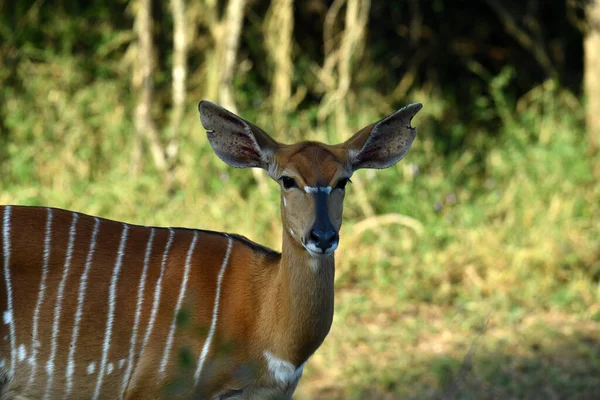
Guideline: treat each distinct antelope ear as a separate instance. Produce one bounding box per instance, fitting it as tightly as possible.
[198,101,280,169]
[343,103,422,170]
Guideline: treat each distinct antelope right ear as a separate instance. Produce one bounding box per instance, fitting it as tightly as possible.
[198,101,280,170]
[343,103,422,170]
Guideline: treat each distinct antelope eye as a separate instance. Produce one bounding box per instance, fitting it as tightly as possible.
[335,178,351,190]
[280,176,298,190]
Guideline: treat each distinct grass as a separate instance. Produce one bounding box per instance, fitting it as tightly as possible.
[298,304,600,399]
[1,59,599,398]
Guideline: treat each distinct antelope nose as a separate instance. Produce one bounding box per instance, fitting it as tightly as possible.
[309,228,339,252]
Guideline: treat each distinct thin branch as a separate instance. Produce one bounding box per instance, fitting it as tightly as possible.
[323,0,345,57]
[389,50,427,101]
[350,213,424,238]
[484,0,558,79]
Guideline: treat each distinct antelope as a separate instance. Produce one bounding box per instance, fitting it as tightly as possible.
[0,100,422,399]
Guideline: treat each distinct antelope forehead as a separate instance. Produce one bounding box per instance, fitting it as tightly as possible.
[283,145,347,184]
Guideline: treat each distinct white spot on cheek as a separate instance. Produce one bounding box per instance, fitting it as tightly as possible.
[289,229,294,237]
[283,196,287,208]
[3,311,12,325]
[87,362,96,375]
[18,344,26,361]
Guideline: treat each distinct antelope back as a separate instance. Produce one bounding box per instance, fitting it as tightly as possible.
[0,205,254,399]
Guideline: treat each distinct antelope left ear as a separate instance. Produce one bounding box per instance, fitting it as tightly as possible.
[343,103,422,170]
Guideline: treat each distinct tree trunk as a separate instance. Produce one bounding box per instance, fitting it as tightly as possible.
[264,0,294,133]
[166,0,188,189]
[202,0,221,103]
[170,0,187,135]
[131,0,167,175]
[585,0,600,155]
[218,0,245,113]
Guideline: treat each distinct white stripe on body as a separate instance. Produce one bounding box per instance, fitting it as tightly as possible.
[159,231,199,377]
[65,217,100,396]
[45,212,79,399]
[2,206,15,377]
[18,344,26,361]
[194,236,233,384]
[120,228,156,396]
[27,208,53,389]
[93,224,129,400]
[138,229,175,361]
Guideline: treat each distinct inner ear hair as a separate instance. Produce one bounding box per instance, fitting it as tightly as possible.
[198,101,280,170]
[345,103,422,170]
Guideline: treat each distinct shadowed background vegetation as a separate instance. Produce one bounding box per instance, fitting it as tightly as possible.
[1,0,600,398]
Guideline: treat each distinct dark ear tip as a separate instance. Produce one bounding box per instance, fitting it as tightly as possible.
[402,103,423,114]
[198,100,219,114]
[398,103,423,128]
[198,100,218,129]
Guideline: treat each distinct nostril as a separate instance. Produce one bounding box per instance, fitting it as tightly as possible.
[309,229,321,242]
[323,230,337,243]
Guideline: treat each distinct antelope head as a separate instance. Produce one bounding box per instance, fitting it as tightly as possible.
[198,101,422,257]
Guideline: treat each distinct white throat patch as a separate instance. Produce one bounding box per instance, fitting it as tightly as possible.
[263,351,304,386]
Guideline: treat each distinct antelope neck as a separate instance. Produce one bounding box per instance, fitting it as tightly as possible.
[269,230,335,365]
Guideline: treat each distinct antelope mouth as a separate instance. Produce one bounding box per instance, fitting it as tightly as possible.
[302,240,338,257]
